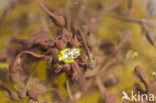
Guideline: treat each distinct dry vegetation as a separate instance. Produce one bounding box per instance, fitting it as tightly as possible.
[0,0,156,103]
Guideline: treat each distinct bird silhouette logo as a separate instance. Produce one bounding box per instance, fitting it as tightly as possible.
[121,91,130,101]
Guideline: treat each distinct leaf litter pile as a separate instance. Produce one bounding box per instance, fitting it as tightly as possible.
[1,0,156,103]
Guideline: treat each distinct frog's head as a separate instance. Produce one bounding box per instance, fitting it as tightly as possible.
[58,48,81,64]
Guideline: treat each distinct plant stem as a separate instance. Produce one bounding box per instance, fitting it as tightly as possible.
[79,29,94,69]
[66,80,74,101]
[19,62,38,98]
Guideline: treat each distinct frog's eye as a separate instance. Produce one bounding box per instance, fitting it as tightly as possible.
[71,48,80,58]
[58,48,81,64]
[64,50,72,58]
[72,48,79,54]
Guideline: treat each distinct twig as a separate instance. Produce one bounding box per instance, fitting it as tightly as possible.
[66,80,74,101]
[71,62,87,92]
[85,30,131,78]
[128,0,133,11]
[85,50,118,78]
[27,88,65,102]
[110,15,143,24]
[96,76,116,103]
[89,1,121,31]
[125,0,133,16]
[110,15,156,48]
[40,88,65,102]
[94,1,121,23]
[96,76,108,98]
[142,24,156,47]
[38,0,65,27]
[0,5,9,26]
[79,29,94,69]
[0,0,16,26]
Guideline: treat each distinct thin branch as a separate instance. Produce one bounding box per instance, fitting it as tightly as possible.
[110,15,143,24]
[0,0,16,26]
[89,1,121,31]
[40,88,65,102]
[85,31,130,78]
[38,0,65,27]
[79,29,94,69]
[0,5,9,26]
[66,80,74,101]
[96,76,108,98]
[18,62,38,98]
[128,0,133,10]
